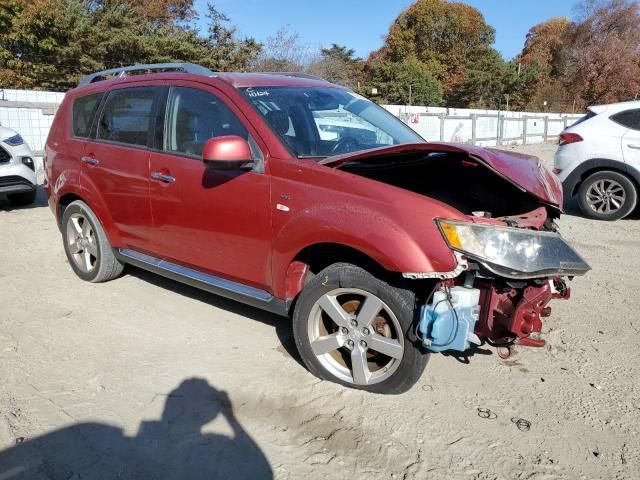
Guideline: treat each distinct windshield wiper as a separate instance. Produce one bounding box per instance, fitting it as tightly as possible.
[297,155,327,159]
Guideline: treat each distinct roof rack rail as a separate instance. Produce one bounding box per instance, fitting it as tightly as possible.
[262,72,325,81]
[78,63,215,86]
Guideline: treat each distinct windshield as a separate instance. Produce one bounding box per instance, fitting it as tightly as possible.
[241,86,424,158]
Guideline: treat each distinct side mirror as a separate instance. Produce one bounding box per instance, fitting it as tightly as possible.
[202,135,252,169]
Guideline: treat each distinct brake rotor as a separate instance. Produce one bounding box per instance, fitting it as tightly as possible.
[340,298,394,365]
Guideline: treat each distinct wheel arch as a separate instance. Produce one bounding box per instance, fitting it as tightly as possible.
[57,187,122,247]
[563,158,640,197]
[281,242,433,313]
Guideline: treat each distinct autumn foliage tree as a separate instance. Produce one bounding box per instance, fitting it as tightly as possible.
[516,0,640,110]
[367,0,523,108]
[564,0,640,106]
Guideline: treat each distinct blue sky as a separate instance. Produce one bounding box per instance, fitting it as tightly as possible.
[194,0,576,60]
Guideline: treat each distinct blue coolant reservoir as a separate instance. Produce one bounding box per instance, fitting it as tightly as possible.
[419,286,482,353]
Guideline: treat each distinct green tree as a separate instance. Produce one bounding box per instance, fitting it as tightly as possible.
[373,0,498,99]
[307,43,365,88]
[370,59,442,105]
[0,0,262,90]
[447,49,512,109]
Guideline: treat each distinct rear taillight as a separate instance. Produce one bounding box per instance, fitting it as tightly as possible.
[559,132,583,146]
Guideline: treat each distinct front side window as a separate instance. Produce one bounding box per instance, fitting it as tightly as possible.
[72,93,103,138]
[241,86,424,158]
[164,87,248,157]
[611,109,640,131]
[97,87,160,146]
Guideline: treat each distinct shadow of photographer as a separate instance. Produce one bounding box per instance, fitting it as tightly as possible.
[0,378,272,479]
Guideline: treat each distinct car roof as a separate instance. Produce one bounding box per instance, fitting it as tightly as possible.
[589,100,640,115]
[215,72,336,89]
[69,71,339,96]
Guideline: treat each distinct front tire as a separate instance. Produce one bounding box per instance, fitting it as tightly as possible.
[61,200,124,283]
[578,171,637,221]
[293,263,428,394]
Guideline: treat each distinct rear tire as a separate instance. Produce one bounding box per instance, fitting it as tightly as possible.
[61,200,124,283]
[292,263,428,394]
[7,189,36,206]
[578,171,637,221]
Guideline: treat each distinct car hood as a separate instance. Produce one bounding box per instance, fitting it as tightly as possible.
[319,143,563,207]
[0,125,18,141]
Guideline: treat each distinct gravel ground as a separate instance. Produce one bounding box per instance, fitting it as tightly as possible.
[0,143,638,479]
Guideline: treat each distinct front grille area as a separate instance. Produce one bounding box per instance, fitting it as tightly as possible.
[0,146,11,164]
[0,176,31,187]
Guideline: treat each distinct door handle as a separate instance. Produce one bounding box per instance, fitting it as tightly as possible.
[628,144,640,150]
[81,156,99,165]
[151,172,176,183]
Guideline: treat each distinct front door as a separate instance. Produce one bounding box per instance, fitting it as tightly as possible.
[148,85,272,290]
[83,86,163,251]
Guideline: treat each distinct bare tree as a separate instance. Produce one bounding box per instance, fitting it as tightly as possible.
[251,26,312,72]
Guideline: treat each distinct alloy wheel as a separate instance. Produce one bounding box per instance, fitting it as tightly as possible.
[586,179,626,214]
[307,288,405,386]
[66,212,98,273]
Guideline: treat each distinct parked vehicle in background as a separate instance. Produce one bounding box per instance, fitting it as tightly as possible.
[45,63,590,394]
[554,101,640,220]
[0,125,37,206]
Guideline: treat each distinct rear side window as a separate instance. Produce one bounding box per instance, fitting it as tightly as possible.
[610,109,640,131]
[569,110,596,128]
[164,87,248,157]
[97,87,160,147]
[72,93,103,138]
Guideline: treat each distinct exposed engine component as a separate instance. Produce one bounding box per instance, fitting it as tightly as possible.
[418,277,572,354]
[419,286,482,352]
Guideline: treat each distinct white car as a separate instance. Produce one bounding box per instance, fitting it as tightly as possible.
[554,101,640,220]
[0,125,37,206]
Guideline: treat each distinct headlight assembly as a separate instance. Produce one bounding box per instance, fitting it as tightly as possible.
[3,134,24,146]
[437,219,591,279]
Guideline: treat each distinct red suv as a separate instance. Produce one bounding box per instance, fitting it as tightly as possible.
[45,63,590,394]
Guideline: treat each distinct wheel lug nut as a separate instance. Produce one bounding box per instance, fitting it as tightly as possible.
[350,319,358,327]
[359,340,367,348]
[362,327,370,335]
[341,327,348,335]
[347,340,354,348]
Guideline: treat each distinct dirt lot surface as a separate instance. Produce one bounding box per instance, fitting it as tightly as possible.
[1,143,638,479]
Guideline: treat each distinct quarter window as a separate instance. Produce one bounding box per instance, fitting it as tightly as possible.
[72,93,103,138]
[97,87,160,146]
[611,109,640,131]
[164,87,248,157]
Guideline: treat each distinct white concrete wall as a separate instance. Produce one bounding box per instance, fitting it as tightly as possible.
[382,104,584,146]
[0,89,65,154]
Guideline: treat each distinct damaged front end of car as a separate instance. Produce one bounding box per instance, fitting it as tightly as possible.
[326,143,590,358]
[413,210,589,358]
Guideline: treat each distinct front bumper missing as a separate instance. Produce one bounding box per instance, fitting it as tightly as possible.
[476,277,570,351]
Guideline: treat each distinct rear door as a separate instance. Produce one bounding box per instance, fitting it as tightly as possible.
[148,83,272,290]
[616,109,640,172]
[83,86,163,251]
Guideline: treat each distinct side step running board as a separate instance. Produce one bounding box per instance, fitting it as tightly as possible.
[117,249,288,316]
